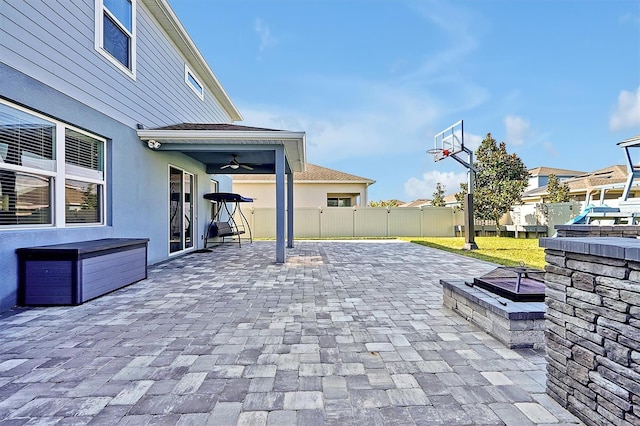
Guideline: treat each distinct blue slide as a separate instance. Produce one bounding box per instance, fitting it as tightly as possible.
[566,205,620,224]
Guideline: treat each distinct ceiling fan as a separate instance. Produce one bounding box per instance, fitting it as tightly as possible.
[220,154,253,171]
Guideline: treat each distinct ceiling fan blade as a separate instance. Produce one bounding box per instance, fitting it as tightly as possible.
[240,164,254,170]
[220,164,230,169]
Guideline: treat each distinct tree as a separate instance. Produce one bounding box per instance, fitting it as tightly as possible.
[454,182,467,212]
[368,199,400,208]
[432,183,446,207]
[456,133,529,235]
[546,174,571,203]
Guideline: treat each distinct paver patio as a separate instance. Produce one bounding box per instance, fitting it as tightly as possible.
[0,240,583,425]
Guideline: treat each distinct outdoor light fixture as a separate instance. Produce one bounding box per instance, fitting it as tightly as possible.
[147,140,161,149]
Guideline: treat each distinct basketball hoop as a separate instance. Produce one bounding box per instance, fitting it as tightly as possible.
[426,148,450,161]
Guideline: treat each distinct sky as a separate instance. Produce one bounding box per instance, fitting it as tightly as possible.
[169,0,640,203]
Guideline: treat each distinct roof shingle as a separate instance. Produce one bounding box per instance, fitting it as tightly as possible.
[233,164,375,184]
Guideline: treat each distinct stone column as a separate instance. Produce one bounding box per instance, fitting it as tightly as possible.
[539,237,640,426]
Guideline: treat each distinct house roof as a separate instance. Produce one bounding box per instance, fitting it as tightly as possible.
[528,166,586,177]
[400,199,431,207]
[154,123,281,132]
[232,164,375,184]
[523,165,628,198]
[142,0,242,121]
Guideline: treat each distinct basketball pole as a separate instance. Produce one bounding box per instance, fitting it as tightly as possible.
[431,119,478,250]
[449,146,478,250]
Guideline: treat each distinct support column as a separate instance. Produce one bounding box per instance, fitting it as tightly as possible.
[275,147,285,263]
[462,149,477,250]
[287,170,294,248]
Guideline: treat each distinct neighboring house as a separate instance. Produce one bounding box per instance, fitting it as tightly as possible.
[0,0,305,312]
[443,193,459,208]
[232,164,375,208]
[526,166,585,190]
[522,165,635,205]
[399,199,431,207]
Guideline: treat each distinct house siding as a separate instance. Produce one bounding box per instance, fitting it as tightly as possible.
[0,0,231,128]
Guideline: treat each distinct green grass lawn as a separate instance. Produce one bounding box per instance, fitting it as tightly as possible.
[406,237,546,269]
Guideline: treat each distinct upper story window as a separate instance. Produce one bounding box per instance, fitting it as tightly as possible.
[0,100,107,228]
[185,65,204,100]
[95,0,136,78]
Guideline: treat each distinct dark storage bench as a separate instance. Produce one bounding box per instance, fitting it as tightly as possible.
[17,238,149,306]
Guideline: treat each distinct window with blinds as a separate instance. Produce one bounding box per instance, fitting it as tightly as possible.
[0,100,106,227]
[65,129,104,180]
[0,103,55,170]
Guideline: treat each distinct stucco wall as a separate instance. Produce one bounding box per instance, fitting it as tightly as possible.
[0,64,232,312]
[233,182,369,208]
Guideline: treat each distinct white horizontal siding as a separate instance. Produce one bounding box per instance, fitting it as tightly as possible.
[0,0,232,128]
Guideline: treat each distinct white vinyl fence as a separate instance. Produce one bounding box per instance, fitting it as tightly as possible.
[238,202,584,239]
[245,207,463,239]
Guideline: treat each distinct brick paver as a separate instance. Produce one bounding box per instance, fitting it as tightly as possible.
[0,240,583,425]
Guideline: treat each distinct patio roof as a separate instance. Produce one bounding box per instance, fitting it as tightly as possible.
[137,123,306,174]
[137,123,307,263]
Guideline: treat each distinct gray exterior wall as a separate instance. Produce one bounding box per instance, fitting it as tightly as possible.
[0,0,231,128]
[0,0,237,312]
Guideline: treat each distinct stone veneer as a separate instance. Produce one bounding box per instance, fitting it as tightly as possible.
[441,280,545,349]
[539,237,640,426]
[555,224,640,238]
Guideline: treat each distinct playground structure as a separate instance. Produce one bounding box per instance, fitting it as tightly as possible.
[564,135,640,226]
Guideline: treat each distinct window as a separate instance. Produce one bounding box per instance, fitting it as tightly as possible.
[64,129,105,224]
[185,65,204,100]
[96,0,136,76]
[0,100,106,228]
[327,197,352,207]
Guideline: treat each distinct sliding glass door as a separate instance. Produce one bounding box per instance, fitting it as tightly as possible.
[169,166,194,254]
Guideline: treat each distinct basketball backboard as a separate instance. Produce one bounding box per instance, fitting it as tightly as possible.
[429,120,464,162]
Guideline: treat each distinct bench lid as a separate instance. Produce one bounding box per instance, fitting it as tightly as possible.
[16,238,149,256]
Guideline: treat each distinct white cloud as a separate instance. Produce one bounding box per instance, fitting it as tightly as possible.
[463,132,483,151]
[254,18,277,52]
[404,170,467,200]
[238,3,491,180]
[504,115,530,146]
[619,12,640,25]
[239,79,442,163]
[610,86,640,131]
[543,141,559,157]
